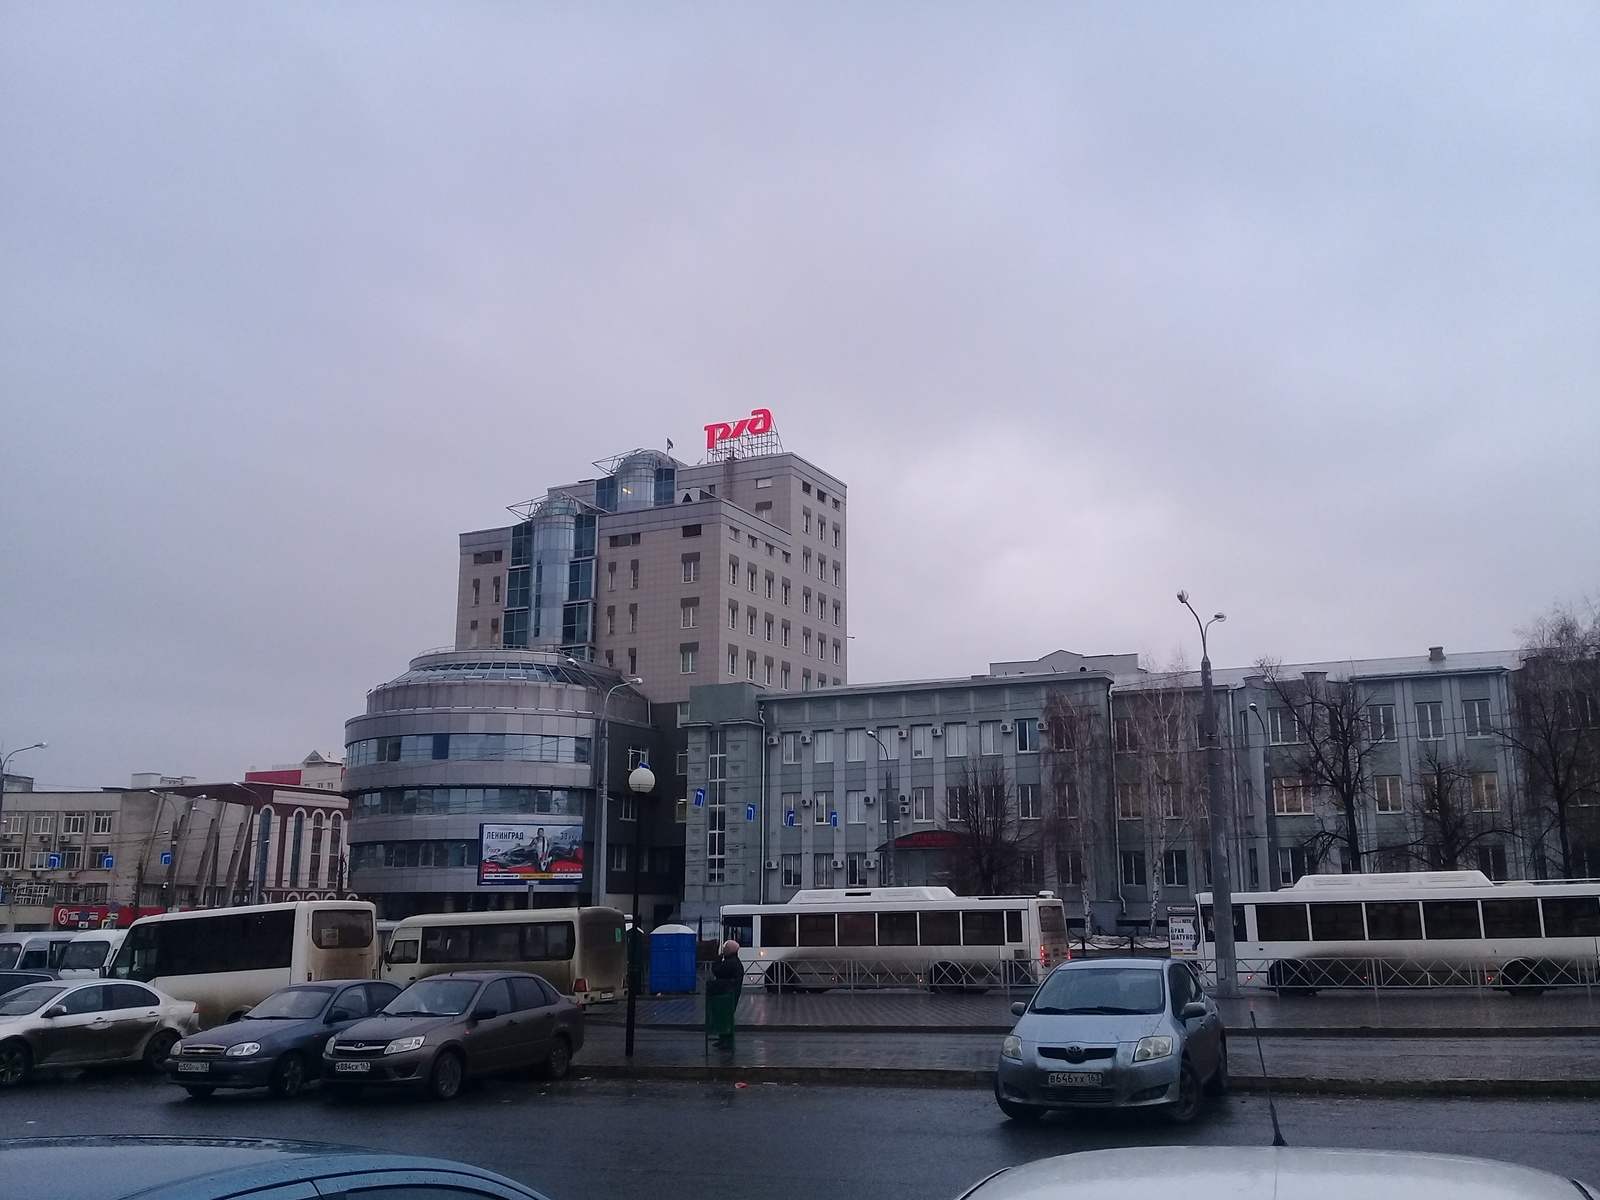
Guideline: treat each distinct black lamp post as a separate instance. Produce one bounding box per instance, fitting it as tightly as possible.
[623,763,654,1058]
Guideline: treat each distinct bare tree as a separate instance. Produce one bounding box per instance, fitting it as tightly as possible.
[1397,744,1516,871]
[1041,689,1110,934]
[943,757,1021,895]
[1501,602,1600,877]
[1257,662,1378,871]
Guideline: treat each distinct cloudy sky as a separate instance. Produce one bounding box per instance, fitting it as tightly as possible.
[3,3,1596,787]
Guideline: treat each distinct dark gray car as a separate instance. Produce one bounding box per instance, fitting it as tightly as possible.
[995,957,1226,1123]
[167,979,400,1099]
[323,970,584,1100]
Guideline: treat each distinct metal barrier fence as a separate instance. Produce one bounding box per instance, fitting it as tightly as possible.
[1201,955,1600,993]
[724,952,1044,994]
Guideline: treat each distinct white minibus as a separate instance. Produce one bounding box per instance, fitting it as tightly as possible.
[58,929,128,978]
[109,900,379,1026]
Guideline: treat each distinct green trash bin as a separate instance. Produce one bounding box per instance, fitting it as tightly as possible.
[704,991,737,1052]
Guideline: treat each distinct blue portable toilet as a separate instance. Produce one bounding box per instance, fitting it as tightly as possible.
[648,923,698,994]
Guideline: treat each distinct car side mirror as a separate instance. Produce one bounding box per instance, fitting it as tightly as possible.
[470,1007,498,1023]
[1181,1001,1207,1020]
[42,1005,66,1020]
[1010,1002,1027,1017]
[327,1011,354,1024]
[225,1011,242,1024]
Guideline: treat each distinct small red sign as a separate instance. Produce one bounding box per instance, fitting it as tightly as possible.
[704,408,773,449]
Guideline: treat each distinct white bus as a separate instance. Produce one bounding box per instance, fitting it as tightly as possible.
[58,929,127,978]
[1196,871,1600,994]
[721,887,1072,992]
[381,907,627,1005]
[109,900,379,1026]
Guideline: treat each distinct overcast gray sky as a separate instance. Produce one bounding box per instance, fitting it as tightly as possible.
[3,3,1596,788]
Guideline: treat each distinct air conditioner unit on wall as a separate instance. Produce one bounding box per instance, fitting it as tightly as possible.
[767,735,780,746]
[896,728,908,739]
[801,797,812,807]
[1000,722,1014,734]
[800,734,812,745]
[931,727,943,737]
[831,858,845,869]
[765,859,780,870]
[863,795,875,805]
[864,858,878,870]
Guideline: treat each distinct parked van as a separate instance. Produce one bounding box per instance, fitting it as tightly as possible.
[382,908,626,1005]
[58,929,128,978]
[0,932,76,971]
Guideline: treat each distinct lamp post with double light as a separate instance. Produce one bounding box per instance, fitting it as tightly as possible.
[863,730,897,886]
[0,744,46,908]
[623,762,654,1057]
[567,659,643,909]
[1177,591,1239,997]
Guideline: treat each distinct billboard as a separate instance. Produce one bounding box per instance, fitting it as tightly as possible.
[479,819,584,888]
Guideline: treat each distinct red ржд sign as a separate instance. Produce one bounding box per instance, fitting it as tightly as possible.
[704,408,773,449]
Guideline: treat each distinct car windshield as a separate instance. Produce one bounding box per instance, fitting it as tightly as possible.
[247,986,334,1020]
[384,978,481,1017]
[1031,967,1165,1015]
[0,984,68,1017]
[0,945,20,970]
[59,940,111,970]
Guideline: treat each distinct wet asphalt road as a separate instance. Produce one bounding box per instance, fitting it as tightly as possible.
[6,1069,1599,1200]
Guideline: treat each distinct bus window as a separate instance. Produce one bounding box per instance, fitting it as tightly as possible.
[1254,904,1309,942]
[312,909,373,950]
[1542,896,1600,937]
[473,925,522,962]
[1422,901,1482,939]
[1308,903,1365,941]
[1200,905,1246,943]
[1481,898,1540,939]
[722,917,753,947]
[919,911,959,946]
[761,914,796,947]
[798,914,836,947]
[525,922,574,960]
[837,913,875,947]
[962,912,1005,945]
[117,911,295,980]
[1365,902,1422,940]
[1005,910,1022,943]
[878,913,916,946]
[421,927,473,963]
[388,938,419,964]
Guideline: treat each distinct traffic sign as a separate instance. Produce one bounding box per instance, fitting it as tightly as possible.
[47,853,62,870]
[745,803,756,822]
[784,809,796,827]
[829,810,839,827]
[101,854,114,869]
[160,851,172,866]
[694,788,705,808]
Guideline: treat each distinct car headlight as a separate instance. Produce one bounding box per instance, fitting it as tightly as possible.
[384,1036,427,1056]
[1133,1035,1173,1062]
[1001,1035,1023,1062]
[224,1042,262,1058]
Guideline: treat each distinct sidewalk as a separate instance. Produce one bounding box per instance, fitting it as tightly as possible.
[572,1023,1600,1097]
[589,987,1600,1037]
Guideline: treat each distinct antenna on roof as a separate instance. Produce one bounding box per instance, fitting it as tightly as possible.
[1250,1003,1288,1146]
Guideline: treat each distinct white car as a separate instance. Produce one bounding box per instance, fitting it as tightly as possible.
[957,1148,1598,1200]
[0,979,200,1087]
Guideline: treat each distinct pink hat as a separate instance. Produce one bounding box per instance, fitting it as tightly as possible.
[722,940,742,955]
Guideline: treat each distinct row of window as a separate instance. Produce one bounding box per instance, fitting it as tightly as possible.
[0,846,113,871]
[1242,895,1600,941]
[758,908,1022,948]
[775,721,1041,766]
[352,788,586,817]
[676,642,842,690]
[775,783,1046,825]
[346,733,592,767]
[1263,700,1498,746]
[349,841,481,870]
[1273,771,1506,816]
[1,812,115,836]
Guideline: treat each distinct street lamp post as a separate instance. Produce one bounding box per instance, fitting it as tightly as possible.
[568,660,643,910]
[1177,592,1239,998]
[623,763,655,1058]
[0,743,46,923]
[864,731,896,886]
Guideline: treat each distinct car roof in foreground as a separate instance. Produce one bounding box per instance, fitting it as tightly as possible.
[1051,957,1165,970]
[0,1136,546,1200]
[961,1147,1592,1200]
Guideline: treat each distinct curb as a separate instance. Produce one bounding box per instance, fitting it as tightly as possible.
[587,1021,1600,1040]
[573,1063,1600,1097]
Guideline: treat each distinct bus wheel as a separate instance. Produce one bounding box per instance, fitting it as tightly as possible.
[929,963,961,994]
[1499,959,1548,997]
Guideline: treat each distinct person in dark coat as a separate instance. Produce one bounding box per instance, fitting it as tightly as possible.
[707,939,744,1048]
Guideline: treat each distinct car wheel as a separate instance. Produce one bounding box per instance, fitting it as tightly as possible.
[268,1051,308,1099]
[0,1040,32,1088]
[994,1080,1044,1122]
[427,1050,465,1101]
[183,1086,216,1099]
[1167,1058,1204,1124]
[539,1035,573,1081]
[1204,1039,1229,1097]
[143,1029,180,1072]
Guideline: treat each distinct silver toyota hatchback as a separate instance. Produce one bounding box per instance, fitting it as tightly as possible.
[995,956,1225,1122]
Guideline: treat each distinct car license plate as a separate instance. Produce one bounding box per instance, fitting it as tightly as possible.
[176,1061,210,1074]
[1048,1071,1102,1086]
[334,1060,371,1073]
[600,991,614,1001]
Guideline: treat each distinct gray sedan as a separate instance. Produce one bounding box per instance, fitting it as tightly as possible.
[0,979,200,1086]
[995,957,1225,1123]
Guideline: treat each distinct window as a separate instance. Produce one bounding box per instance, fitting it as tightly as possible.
[60,813,85,835]
[979,721,1001,755]
[682,554,700,583]
[729,525,740,540]
[802,629,812,657]
[1309,902,1365,940]
[627,559,638,589]
[706,730,727,884]
[729,557,739,585]
[832,640,841,665]
[1116,784,1142,819]
[1058,852,1082,887]
[1268,707,1299,745]
[1120,850,1147,887]
[781,854,802,888]
[765,574,774,599]
[727,646,739,676]
[946,785,970,822]
[756,477,773,489]
[1273,777,1312,815]
[781,732,801,764]
[609,843,630,872]
[32,813,54,835]
[912,787,933,822]
[1015,719,1038,752]
[748,565,758,592]
[846,790,867,824]
[832,600,841,626]
[627,647,637,675]
[781,580,791,606]
[28,850,51,869]
[780,622,791,647]
[747,608,757,636]
[1472,772,1501,811]
[1018,783,1040,820]
[1464,699,1493,738]
[472,577,481,606]
[92,812,113,835]
[813,853,832,886]
[1277,847,1309,886]
[627,603,637,633]
[682,524,701,537]
[1416,701,1444,741]
[89,844,109,868]
[1162,849,1189,888]
[803,510,812,534]
[1477,845,1509,881]
[1374,775,1404,813]
[814,791,831,824]
[874,727,898,760]
[812,730,833,762]
[833,563,841,586]
[1114,717,1138,753]
[845,729,867,762]
[492,575,502,604]
[728,601,739,630]
[763,614,774,642]
[910,725,932,758]
[680,643,699,674]
[781,665,791,690]
[802,670,812,691]
[846,853,868,886]
[681,598,699,628]
[943,723,967,758]
[605,606,616,635]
